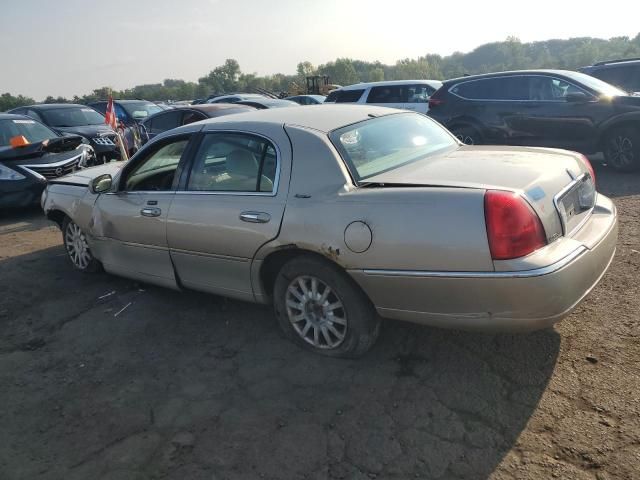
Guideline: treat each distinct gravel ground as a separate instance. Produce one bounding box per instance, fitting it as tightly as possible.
[0,164,638,480]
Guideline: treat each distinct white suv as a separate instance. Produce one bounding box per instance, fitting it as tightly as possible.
[324,80,443,113]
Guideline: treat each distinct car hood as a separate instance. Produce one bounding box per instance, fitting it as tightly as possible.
[55,125,115,138]
[51,161,124,186]
[0,136,84,164]
[364,145,589,241]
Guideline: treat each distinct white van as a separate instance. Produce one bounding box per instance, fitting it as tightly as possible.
[323,80,443,113]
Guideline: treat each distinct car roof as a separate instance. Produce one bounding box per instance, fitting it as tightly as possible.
[0,113,32,120]
[443,69,583,85]
[337,79,443,91]
[194,104,401,133]
[239,99,299,107]
[141,103,256,123]
[16,103,90,110]
[89,99,156,104]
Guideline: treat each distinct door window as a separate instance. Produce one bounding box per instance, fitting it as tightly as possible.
[407,84,434,103]
[148,111,182,134]
[123,138,189,191]
[333,89,365,103]
[367,85,406,103]
[451,77,529,100]
[182,111,207,126]
[527,76,589,101]
[186,133,277,193]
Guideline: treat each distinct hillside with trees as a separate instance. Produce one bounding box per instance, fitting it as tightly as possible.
[2,34,639,110]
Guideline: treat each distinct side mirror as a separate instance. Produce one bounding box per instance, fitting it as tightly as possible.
[91,174,113,194]
[565,92,590,103]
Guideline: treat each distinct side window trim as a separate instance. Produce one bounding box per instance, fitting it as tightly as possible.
[448,74,595,102]
[176,130,281,197]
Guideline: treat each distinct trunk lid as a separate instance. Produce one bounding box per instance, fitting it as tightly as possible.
[363,145,594,242]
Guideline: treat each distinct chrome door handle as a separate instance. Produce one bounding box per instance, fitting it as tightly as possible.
[240,211,271,223]
[140,207,161,217]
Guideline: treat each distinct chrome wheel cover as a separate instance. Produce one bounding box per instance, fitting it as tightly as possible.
[65,221,91,269]
[285,276,347,349]
[608,135,634,168]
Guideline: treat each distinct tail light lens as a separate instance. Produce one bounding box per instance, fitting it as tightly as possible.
[577,153,596,186]
[428,97,445,109]
[484,190,547,260]
[428,88,446,109]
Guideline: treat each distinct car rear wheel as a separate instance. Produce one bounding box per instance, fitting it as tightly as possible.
[62,217,102,273]
[273,256,380,358]
[451,124,482,145]
[604,126,640,172]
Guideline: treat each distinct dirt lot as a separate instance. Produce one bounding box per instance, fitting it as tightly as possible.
[0,164,639,480]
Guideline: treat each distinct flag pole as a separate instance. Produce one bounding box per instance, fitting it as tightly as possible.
[108,88,129,162]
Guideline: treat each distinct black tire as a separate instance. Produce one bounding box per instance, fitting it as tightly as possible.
[61,217,102,273]
[273,255,380,358]
[603,125,640,172]
[450,124,483,145]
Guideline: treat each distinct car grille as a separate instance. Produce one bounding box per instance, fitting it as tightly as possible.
[93,135,117,146]
[23,154,82,179]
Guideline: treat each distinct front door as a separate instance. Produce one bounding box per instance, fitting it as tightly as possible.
[90,135,192,288]
[513,75,600,151]
[167,128,290,301]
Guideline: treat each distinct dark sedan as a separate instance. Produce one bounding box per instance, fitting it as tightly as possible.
[427,69,640,171]
[139,103,256,144]
[0,114,91,209]
[8,103,121,163]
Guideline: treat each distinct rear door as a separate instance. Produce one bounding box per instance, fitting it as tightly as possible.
[166,126,291,301]
[90,134,193,288]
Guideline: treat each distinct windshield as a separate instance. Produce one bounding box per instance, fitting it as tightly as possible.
[329,113,458,182]
[121,102,163,120]
[564,71,628,96]
[0,118,58,147]
[41,107,105,127]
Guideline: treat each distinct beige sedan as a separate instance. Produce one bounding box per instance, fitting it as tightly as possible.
[41,105,617,357]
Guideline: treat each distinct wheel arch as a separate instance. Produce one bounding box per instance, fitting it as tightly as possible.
[598,118,640,151]
[46,209,69,229]
[256,246,368,303]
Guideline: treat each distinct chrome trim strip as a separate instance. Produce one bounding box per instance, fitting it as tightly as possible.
[18,166,47,181]
[448,74,596,102]
[169,248,249,262]
[20,153,83,169]
[362,246,587,279]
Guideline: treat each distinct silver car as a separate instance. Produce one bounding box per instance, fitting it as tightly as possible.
[42,105,618,357]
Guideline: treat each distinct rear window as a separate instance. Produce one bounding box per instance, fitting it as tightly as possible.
[329,113,457,182]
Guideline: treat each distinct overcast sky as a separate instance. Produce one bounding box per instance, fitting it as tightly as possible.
[2,0,639,100]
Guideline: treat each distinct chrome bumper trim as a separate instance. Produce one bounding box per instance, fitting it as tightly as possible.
[362,246,587,279]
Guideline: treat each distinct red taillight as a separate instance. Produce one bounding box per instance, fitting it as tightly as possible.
[484,190,547,260]
[577,153,596,186]
[428,97,444,109]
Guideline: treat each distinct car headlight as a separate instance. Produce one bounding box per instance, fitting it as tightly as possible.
[0,163,26,181]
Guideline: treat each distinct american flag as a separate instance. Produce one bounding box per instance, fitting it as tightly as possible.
[104,95,118,131]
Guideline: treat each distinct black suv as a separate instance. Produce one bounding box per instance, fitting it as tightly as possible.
[427,69,640,171]
[579,58,640,94]
[8,104,121,163]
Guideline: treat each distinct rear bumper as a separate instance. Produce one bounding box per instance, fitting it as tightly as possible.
[349,197,618,332]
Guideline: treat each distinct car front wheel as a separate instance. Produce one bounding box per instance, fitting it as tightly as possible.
[62,217,102,273]
[604,126,640,172]
[273,256,380,358]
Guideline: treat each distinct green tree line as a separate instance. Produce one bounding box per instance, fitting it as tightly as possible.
[2,34,639,111]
